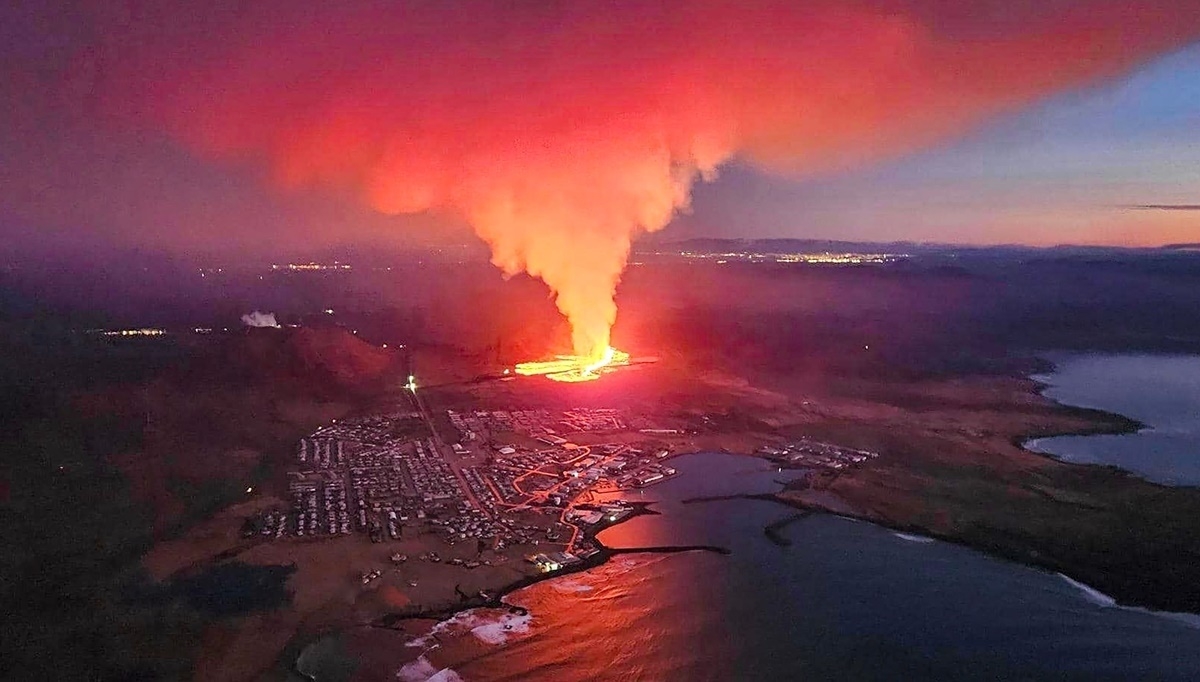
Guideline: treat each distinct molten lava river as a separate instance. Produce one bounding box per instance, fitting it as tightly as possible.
[515,346,630,382]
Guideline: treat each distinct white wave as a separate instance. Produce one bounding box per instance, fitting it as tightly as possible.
[469,611,532,645]
[407,609,534,650]
[397,656,438,681]
[892,532,935,544]
[405,611,467,649]
[1058,573,1200,628]
[1058,574,1116,607]
[1023,438,1048,452]
[404,635,431,649]
[397,656,463,682]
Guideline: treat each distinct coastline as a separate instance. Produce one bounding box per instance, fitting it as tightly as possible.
[351,453,1200,682]
[372,364,1197,643]
[1056,573,1200,629]
[1020,355,1200,489]
[762,366,1200,614]
[208,359,1200,679]
[287,495,733,680]
[286,417,1200,680]
[368,499,731,629]
[1016,363,1146,454]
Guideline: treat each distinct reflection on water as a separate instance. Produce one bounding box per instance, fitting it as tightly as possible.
[391,453,1200,681]
[1029,354,1200,485]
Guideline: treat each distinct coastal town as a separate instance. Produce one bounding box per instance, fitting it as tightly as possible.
[244,404,881,583]
[243,407,684,577]
[757,438,879,470]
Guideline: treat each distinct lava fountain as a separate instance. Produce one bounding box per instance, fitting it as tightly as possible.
[515,346,631,383]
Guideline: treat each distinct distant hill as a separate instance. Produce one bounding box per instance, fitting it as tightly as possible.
[640,238,1196,260]
[638,237,929,254]
[199,326,396,393]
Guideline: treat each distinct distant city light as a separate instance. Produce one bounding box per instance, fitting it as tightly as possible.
[89,328,168,337]
[273,262,353,272]
[661,250,907,265]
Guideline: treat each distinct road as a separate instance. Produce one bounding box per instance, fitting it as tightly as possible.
[405,383,489,517]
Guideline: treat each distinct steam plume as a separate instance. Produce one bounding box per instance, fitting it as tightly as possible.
[106,0,1200,358]
[241,311,280,328]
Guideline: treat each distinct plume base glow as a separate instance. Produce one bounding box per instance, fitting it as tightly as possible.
[515,347,630,383]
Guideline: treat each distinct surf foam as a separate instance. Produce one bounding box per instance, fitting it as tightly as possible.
[1058,573,1200,628]
[397,656,463,682]
[893,532,936,544]
[406,608,534,650]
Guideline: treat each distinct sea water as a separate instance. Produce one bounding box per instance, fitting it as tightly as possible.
[399,452,1200,681]
[1028,354,1200,486]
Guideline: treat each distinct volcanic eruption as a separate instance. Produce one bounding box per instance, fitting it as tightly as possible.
[100,0,1200,381]
[515,346,632,383]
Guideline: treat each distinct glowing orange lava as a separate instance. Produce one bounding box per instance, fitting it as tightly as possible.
[515,346,630,383]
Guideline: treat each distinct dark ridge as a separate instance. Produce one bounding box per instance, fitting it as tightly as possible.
[184,326,397,394]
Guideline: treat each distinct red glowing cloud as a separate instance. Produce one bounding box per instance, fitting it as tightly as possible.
[101,0,1200,356]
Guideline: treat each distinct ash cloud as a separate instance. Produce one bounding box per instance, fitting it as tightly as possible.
[95,0,1200,357]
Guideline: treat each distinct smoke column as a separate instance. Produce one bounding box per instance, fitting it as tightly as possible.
[104,0,1200,358]
[241,311,280,328]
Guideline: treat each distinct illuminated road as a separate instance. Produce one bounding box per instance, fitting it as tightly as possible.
[506,444,633,552]
[405,382,489,516]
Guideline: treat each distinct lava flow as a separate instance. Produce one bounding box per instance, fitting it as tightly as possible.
[515,346,631,383]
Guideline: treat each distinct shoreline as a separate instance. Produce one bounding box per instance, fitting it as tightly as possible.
[278,360,1200,678]
[1015,363,1146,454]
[1017,365,1200,493]
[1019,357,1200,490]
[771,392,1200,615]
[1056,573,1200,629]
[288,434,1200,679]
[368,499,730,630]
[757,488,1200,616]
[686,473,1200,619]
[371,366,1199,633]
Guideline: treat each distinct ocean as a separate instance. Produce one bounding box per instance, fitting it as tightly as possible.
[392,451,1200,682]
[1027,354,1200,486]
